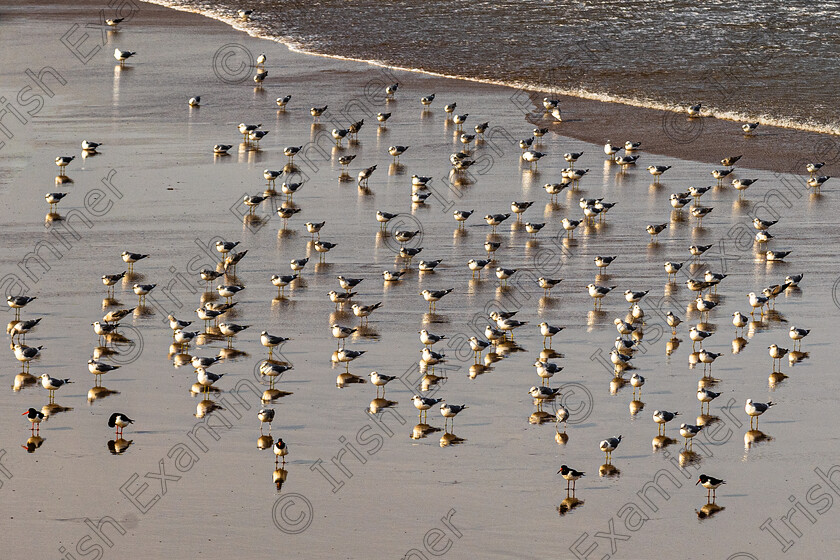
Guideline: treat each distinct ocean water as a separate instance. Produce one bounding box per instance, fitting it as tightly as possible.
[146,0,840,134]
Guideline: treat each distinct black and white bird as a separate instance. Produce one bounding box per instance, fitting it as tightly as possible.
[22,408,45,432]
[696,474,726,500]
[258,408,275,432]
[108,412,134,437]
[557,465,584,492]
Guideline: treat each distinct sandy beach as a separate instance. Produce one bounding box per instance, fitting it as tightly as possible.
[1,1,838,558]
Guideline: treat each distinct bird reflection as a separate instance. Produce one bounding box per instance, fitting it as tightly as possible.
[262,388,293,402]
[88,385,120,403]
[665,337,680,355]
[13,372,37,391]
[679,450,702,467]
[529,410,553,424]
[557,496,584,515]
[420,373,445,392]
[768,371,788,389]
[696,502,725,519]
[629,399,645,416]
[440,432,465,447]
[599,463,620,478]
[42,403,73,417]
[652,435,677,450]
[410,423,441,440]
[107,438,133,455]
[744,429,772,449]
[732,337,748,354]
[696,414,719,427]
[336,373,366,387]
[22,435,45,453]
[195,399,223,418]
[362,391,396,411]
[257,434,274,450]
[273,467,288,490]
[468,364,491,379]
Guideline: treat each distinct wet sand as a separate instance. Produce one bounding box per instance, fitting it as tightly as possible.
[1,1,838,559]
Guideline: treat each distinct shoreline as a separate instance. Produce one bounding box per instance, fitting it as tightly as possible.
[140,0,840,178]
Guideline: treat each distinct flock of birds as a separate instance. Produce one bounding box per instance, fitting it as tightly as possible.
[12,13,827,514]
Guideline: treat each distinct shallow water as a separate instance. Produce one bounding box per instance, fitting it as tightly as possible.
[1,2,839,558]
[144,0,840,134]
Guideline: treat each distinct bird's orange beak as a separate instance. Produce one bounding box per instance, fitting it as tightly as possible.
[695,479,702,485]
[21,411,28,415]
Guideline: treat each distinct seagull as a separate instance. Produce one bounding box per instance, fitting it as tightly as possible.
[88,359,120,381]
[213,144,232,155]
[276,95,291,109]
[495,267,517,286]
[217,284,245,303]
[103,308,135,324]
[331,128,349,146]
[600,435,622,462]
[377,112,391,125]
[453,114,469,129]
[369,371,396,397]
[721,155,742,167]
[108,413,134,437]
[43,192,68,213]
[742,122,759,135]
[106,17,125,27]
[785,273,804,287]
[557,465,584,492]
[14,344,42,367]
[680,424,703,447]
[484,213,510,231]
[687,103,702,117]
[238,9,253,19]
[561,218,580,238]
[120,251,148,273]
[698,349,721,372]
[468,337,491,360]
[412,395,443,421]
[358,165,377,187]
[113,48,136,65]
[10,317,42,341]
[519,137,535,151]
[22,408,45,432]
[647,165,671,182]
[352,302,382,324]
[419,329,447,346]
[40,373,71,400]
[529,386,560,400]
[689,327,712,349]
[55,155,75,175]
[711,169,733,185]
[542,97,559,110]
[440,403,467,429]
[260,331,289,358]
[807,176,830,191]
[745,399,774,428]
[219,322,250,341]
[789,326,810,349]
[697,474,726,501]
[653,410,680,434]
[630,372,645,396]
[260,362,291,388]
[670,193,691,210]
[563,152,584,168]
[732,178,757,196]
[331,324,357,348]
[249,129,269,145]
[594,255,617,271]
[539,323,564,347]
[697,387,721,413]
[624,289,649,305]
[664,261,683,281]
[625,141,641,152]
[475,122,489,135]
[690,205,713,224]
[188,96,200,107]
[538,277,562,295]
[132,283,155,305]
[420,348,446,366]
[768,344,789,370]
[420,93,436,106]
[385,83,399,98]
[766,250,791,262]
[663,311,682,334]
[587,284,616,309]
[522,150,545,169]
[382,270,405,282]
[335,348,365,370]
[284,146,302,162]
[310,105,328,120]
[806,162,825,177]
[418,260,441,272]
[534,360,562,384]
[81,140,102,151]
[258,408,275,432]
[196,368,224,394]
[468,259,490,279]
